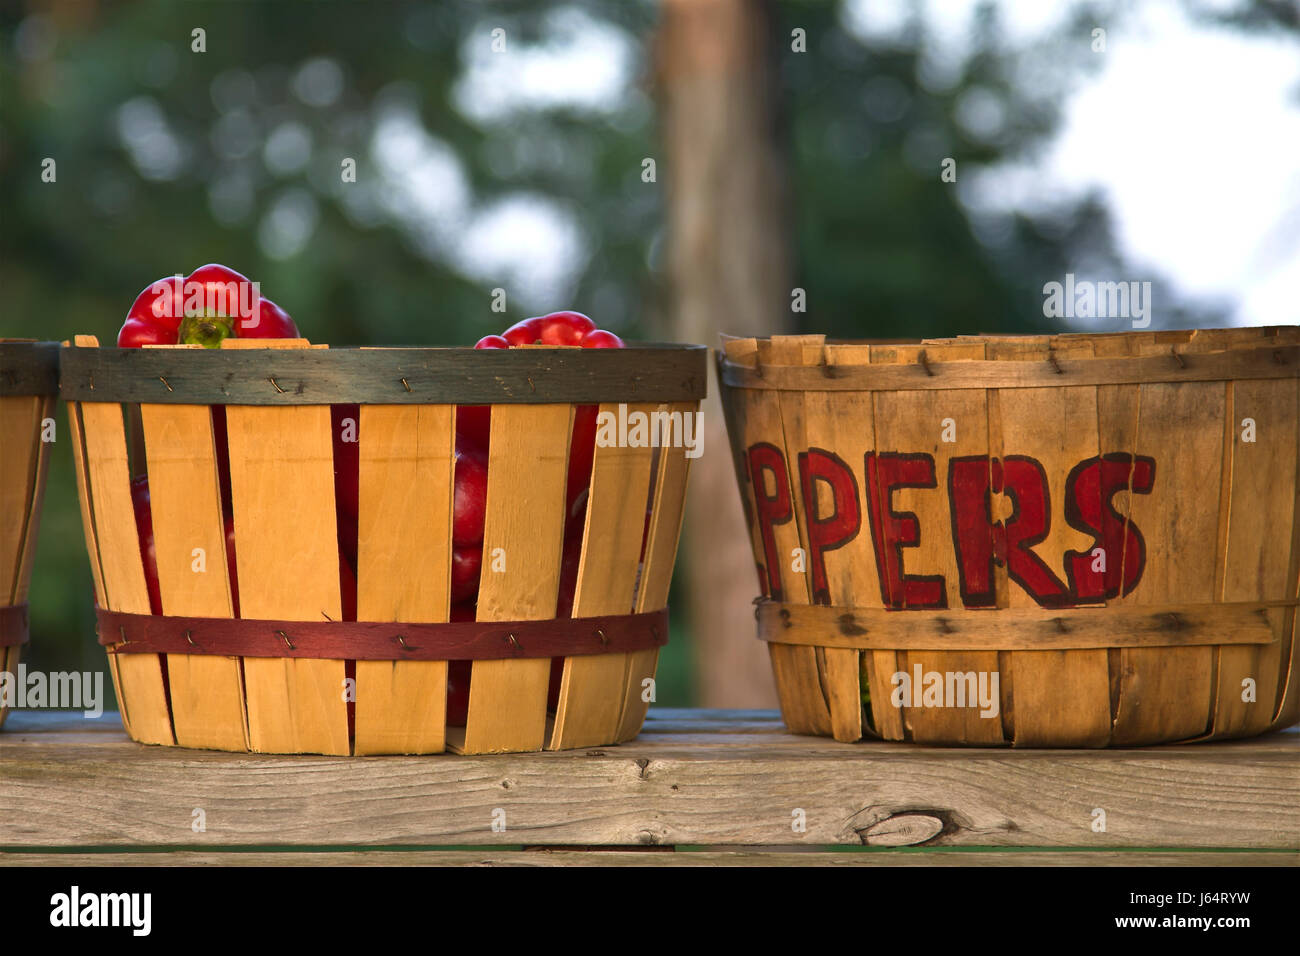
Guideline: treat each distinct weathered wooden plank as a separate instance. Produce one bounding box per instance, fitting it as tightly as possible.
[0,849,1292,867]
[2,711,1295,850]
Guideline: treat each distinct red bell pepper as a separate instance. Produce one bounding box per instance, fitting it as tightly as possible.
[119,267,362,623]
[117,264,299,349]
[456,335,509,449]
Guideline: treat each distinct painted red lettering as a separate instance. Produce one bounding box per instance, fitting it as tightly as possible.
[865,452,946,609]
[748,442,793,600]
[998,456,1071,606]
[1064,453,1156,599]
[948,456,997,607]
[797,448,861,605]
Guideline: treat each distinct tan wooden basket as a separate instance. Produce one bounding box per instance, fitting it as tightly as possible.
[62,335,704,755]
[718,327,1300,747]
[0,341,59,729]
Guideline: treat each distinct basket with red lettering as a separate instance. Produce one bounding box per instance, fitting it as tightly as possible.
[717,328,1300,746]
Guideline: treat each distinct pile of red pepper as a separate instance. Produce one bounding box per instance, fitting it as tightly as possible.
[117,266,625,726]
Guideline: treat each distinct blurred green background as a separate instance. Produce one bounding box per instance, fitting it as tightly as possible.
[3,0,1295,711]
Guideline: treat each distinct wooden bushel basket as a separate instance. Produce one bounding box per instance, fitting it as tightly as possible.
[62,336,704,755]
[718,328,1300,747]
[0,341,59,729]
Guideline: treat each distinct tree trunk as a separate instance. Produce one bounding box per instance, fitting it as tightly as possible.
[655,0,790,707]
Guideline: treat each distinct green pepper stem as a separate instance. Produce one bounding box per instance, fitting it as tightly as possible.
[178,314,235,349]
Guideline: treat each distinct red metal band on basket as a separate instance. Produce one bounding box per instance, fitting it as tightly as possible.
[0,604,30,649]
[95,606,669,661]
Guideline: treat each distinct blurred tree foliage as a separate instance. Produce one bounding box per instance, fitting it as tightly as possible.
[0,0,1237,703]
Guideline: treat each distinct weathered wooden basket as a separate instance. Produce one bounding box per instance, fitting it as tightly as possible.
[718,328,1300,747]
[62,335,704,754]
[0,341,59,729]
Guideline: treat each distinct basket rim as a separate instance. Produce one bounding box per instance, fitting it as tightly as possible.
[719,326,1300,347]
[0,341,61,397]
[60,341,709,405]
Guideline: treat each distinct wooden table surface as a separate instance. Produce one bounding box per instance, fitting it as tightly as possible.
[2,709,1296,866]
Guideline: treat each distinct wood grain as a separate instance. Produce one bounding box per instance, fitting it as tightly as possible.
[2,849,1292,867]
[772,336,865,743]
[802,345,876,741]
[1112,371,1222,745]
[740,340,827,736]
[140,397,246,751]
[1212,377,1299,738]
[224,341,346,755]
[0,395,47,606]
[354,404,455,755]
[65,397,125,736]
[992,340,1111,747]
[550,403,655,750]
[1,710,1296,850]
[74,338,174,747]
[458,402,571,754]
[616,403,695,742]
[873,343,1003,744]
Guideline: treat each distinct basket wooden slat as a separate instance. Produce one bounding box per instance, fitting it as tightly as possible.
[0,341,57,729]
[992,337,1111,746]
[64,378,121,734]
[72,334,174,746]
[0,398,47,603]
[720,328,1300,747]
[883,341,1003,745]
[802,344,876,741]
[725,338,829,738]
[225,339,348,755]
[454,401,573,755]
[787,340,863,742]
[354,403,454,755]
[765,336,842,739]
[1210,375,1297,739]
[614,402,695,741]
[549,402,655,750]
[1110,344,1221,745]
[139,392,246,751]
